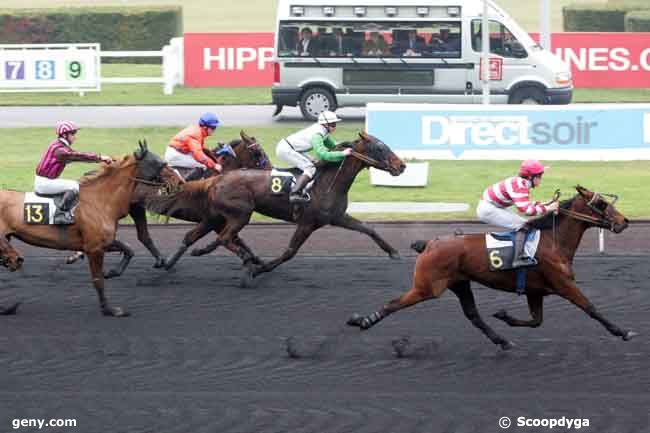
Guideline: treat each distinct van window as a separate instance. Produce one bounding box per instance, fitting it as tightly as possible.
[277,21,461,58]
[471,20,527,58]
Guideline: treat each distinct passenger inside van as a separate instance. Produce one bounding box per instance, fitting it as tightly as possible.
[397,29,426,56]
[327,27,357,56]
[429,27,460,53]
[296,27,320,56]
[362,31,390,56]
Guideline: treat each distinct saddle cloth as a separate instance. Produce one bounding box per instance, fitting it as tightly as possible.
[485,229,541,271]
[24,192,76,225]
[269,168,315,195]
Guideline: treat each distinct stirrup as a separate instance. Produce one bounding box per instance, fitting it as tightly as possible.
[289,192,310,204]
[512,257,537,268]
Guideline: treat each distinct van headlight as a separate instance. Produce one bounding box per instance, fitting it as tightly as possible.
[555,72,572,86]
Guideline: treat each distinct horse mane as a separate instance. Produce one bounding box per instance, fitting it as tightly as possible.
[525,196,576,230]
[79,155,133,186]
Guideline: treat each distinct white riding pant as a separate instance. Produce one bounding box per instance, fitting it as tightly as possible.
[476,199,527,231]
[164,146,208,169]
[276,139,316,178]
[34,175,79,195]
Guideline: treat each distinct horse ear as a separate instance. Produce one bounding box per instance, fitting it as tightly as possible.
[575,185,591,198]
[240,130,251,142]
[358,131,369,141]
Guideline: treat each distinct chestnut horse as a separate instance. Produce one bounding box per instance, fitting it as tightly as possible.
[153,132,406,286]
[348,186,636,348]
[0,142,179,316]
[0,237,23,315]
[66,131,271,272]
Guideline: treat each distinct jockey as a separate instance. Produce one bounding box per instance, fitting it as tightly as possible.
[165,112,224,179]
[35,121,112,211]
[476,159,559,267]
[276,110,352,203]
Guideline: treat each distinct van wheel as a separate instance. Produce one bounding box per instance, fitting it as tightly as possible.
[299,88,337,121]
[510,87,546,105]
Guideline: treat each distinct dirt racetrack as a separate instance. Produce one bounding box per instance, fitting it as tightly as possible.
[1,222,649,433]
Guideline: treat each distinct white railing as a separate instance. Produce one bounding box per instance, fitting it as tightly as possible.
[100,37,183,95]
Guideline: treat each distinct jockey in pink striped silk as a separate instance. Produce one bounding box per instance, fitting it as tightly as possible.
[476,159,559,267]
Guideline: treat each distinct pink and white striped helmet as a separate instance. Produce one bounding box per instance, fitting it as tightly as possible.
[519,159,547,178]
[55,121,79,137]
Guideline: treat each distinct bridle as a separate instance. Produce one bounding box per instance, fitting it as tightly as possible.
[326,140,391,193]
[559,192,619,230]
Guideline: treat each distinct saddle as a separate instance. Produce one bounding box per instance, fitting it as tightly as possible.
[25,191,79,225]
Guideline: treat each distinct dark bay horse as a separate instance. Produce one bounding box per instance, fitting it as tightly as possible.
[348,186,636,349]
[66,130,271,272]
[0,142,179,316]
[156,132,406,286]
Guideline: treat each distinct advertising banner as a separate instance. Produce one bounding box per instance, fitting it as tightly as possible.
[366,103,650,160]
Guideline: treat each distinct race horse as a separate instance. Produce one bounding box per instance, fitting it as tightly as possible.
[65,130,271,272]
[153,131,406,286]
[0,237,24,315]
[0,141,180,316]
[348,186,637,348]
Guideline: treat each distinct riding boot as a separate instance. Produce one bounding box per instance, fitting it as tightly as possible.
[512,227,537,268]
[289,174,311,204]
[59,190,78,212]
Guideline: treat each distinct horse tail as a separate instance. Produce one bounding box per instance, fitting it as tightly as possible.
[410,240,429,254]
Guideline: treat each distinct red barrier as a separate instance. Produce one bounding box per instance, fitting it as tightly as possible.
[184,33,275,87]
[184,32,650,88]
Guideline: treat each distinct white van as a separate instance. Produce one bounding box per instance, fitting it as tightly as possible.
[272,0,572,120]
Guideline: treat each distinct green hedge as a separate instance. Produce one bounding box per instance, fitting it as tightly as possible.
[0,7,182,63]
[625,10,650,31]
[563,3,650,31]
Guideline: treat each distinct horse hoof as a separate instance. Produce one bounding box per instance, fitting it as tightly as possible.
[623,330,638,341]
[493,309,508,321]
[190,248,204,257]
[0,302,20,315]
[346,313,363,327]
[500,340,515,351]
[153,257,166,269]
[102,306,130,317]
[389,251,401,260]
[104,269,120,279]
[240,268,255,288]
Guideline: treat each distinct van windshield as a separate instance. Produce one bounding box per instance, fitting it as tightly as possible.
[278,21,462,58]
[470,19,528,58]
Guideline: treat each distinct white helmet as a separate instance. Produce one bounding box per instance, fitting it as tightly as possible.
[317,111,342,125]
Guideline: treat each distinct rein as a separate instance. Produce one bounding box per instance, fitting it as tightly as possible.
[326,149,385,193]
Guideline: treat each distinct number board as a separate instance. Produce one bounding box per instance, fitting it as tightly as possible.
[0,43,100,92]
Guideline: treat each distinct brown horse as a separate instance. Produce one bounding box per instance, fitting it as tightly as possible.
[348,186,636,348]
[65,130,271,272]
[155,132,406,286]
[0,237,24,314]
[0,142,179,316]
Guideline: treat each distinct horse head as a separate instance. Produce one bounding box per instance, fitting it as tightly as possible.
[134,139,185,190]
[571,185,629,233]
[348,131,405,176]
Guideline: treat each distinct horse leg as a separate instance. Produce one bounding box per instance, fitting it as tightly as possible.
[0,303,20,315]
[554,281,636,340]
[449,281,514,350]
[332,213,400,259]
[87,251,129,317]
[347,284,437,330]
[250,223,316,278]
[131,204,165,268]
[65,251,85,264]
[103,240,134,279]
[165,220,216,270]
[493,293,544,328]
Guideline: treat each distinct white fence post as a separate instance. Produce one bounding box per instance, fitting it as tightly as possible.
[162,44,173,95]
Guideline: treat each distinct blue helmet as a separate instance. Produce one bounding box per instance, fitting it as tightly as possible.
[199,112,220,129]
